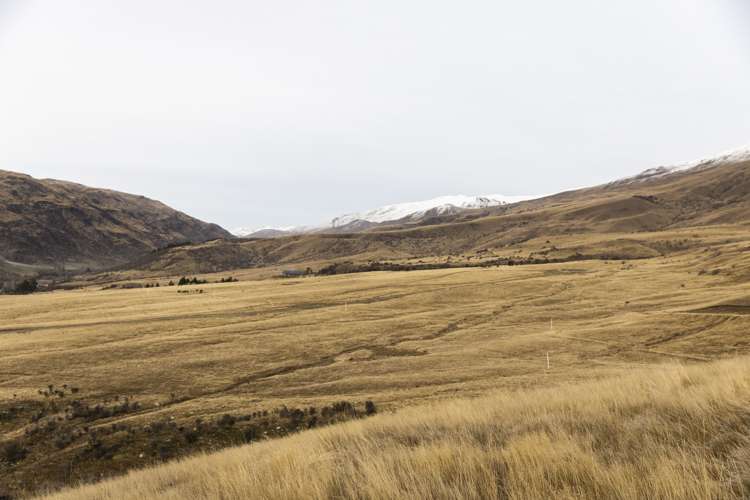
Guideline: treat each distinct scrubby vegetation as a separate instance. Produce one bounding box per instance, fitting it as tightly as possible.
[5,236,750,498]
[42,357,750,500]
[315,253,634,275]
[101,277,235,291]
[177,276,207,286]
[0,384,376,497]
[12,279,38,294]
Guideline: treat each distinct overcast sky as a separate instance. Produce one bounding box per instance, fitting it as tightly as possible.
[1,0,749,230]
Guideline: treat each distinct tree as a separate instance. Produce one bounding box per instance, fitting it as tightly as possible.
[14,279,38,294]
[365,400,377,415]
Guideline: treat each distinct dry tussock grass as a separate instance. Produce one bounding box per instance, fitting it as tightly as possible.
[44,355,750,500]
[7,257,750,496]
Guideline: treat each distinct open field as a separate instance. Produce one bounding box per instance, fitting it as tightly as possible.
[43,355,750,500]
[2,7,748,497]
[2,228,750,496]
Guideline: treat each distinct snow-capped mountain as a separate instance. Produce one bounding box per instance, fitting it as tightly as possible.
[331,194,538,228]
[232,193,540,237]
[613,145,750,186]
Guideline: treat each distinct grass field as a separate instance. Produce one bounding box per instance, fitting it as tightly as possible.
[42,355,750,499]
[2,230,750,496]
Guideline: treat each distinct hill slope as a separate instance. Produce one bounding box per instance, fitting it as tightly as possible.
[43,356,750,500]
[4,201,750,496]
[0,170,231,275]
[123,150,750,276]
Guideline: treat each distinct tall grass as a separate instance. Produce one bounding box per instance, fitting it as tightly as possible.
[43,356,750,499]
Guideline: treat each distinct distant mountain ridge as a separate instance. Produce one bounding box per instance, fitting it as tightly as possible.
[233,194,540,238]
[0,170,231,277]
[611,145,750,186]
[331,194,538,227]
[134,143,750,276]
[237,144,750,238]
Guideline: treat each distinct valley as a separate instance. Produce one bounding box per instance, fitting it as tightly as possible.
[3,3,749,497]
[2,224,750,496]
[2,152,750,498]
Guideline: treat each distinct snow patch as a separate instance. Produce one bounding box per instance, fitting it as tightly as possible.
[614,145,750,186]
[331,194,539,227]
[233,193,541,237]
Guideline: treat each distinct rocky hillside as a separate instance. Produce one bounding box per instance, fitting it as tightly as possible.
[0,170,231,275]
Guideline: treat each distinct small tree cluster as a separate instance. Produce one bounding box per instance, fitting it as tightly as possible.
[177,276,207,286]
[14,279,38,294]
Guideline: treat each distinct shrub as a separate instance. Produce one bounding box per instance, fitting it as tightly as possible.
[14,279,37,294]
[289,409,305,425]
[183,430,200,444]
[365,401,377,416]
[54,434,73,449]
[2,441,28,463]
[243,427,257,442]
[178,277,207,286]
[218,414,236,428]
[14,279,38,294]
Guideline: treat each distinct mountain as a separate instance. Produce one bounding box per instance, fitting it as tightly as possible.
[124,145,750,276]
[233,226,314,238]
[610,145,750,186]
[0,170,232,277]
[330,194,539,227]
[233,194,540,238]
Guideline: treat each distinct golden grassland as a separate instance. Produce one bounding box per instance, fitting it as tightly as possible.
[43,355,750,499]
[4,242,750,412]
[68,223,750,284]
[2,228,750,496]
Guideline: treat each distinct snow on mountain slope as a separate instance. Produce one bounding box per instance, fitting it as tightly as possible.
[331,194,539,228]
[232,194,540,237]
[234,147,750,237]
[613,145,750,186]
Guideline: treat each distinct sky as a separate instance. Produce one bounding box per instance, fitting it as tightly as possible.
[1,0,749,230]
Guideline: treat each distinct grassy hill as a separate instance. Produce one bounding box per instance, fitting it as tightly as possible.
[42,355,750,499]
[110,158,750,278]
[0,170,231,276]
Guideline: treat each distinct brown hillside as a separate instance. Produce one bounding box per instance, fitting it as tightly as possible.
[0,170,231,275]
[121,159,750,276]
